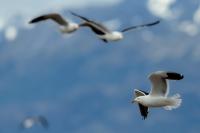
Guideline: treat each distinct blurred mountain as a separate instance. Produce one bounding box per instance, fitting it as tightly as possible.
[0,1,200,133]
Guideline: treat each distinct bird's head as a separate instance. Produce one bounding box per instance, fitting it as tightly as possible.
[132,96,144,104]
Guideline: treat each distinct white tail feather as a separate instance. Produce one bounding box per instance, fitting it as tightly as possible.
[164,94,182,110]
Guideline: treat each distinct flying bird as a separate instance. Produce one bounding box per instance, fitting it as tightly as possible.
[20,116,49,129]
[70,11,160,43]
[132,71,184,119]
[29,13,79,33]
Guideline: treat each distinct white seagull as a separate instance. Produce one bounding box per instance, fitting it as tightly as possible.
[29,13,79,33]
[70,11,160,43]
[132,71,184,119]
[20,116,49,129]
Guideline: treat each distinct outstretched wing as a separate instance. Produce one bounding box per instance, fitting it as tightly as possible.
[29,13,68,26]
[70,11,110,35]
[149,71,184,97]
[121,20,160,32]
[134,89,149,120]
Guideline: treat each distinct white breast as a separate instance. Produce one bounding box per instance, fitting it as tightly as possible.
[60,23,79,33]
[99,31,123,41]
[24,119,34,128]
[141,96,170,107]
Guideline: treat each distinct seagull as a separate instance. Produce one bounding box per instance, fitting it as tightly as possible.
[70,11,160,43]
[20,116,49,129]
[29,13,79,33]
[132,71,184,119]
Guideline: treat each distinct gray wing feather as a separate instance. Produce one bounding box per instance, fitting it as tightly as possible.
[29,13,68,25]
[149,71,169,96]
[70,11,110,33]
[121,20,160,32]
[149,71,183,96]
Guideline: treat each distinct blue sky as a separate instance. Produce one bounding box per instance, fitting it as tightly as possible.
[0,0,200,133]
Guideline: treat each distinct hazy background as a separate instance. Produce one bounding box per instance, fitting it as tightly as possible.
[0,0,200,133]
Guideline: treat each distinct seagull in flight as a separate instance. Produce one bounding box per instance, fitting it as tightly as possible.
[29,13,79,33]
[70,11,160,43]
[132,71,184,119]
[20,116,49,129]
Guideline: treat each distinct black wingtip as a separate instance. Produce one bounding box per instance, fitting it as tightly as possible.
[69,10,75,16]
[147,20,160,27]
[138,104,148,120]
[69,11,76,16]
[29,18,38,24]
[155,20,160,24]
[166,72,184,80]
[29,16,46,24]
[69,11,90,22]
[178,74,184,80]
[69,11,80,18]
[29,20,34,24]
[181,74,184,79]
[142,116,147,120]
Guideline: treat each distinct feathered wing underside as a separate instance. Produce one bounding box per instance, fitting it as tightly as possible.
[29,13,68,26]
[149,71,184,97]
[121,20,160,32]
[149,75,168,97]
[70,11,110,35]
[134,89,149,120]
